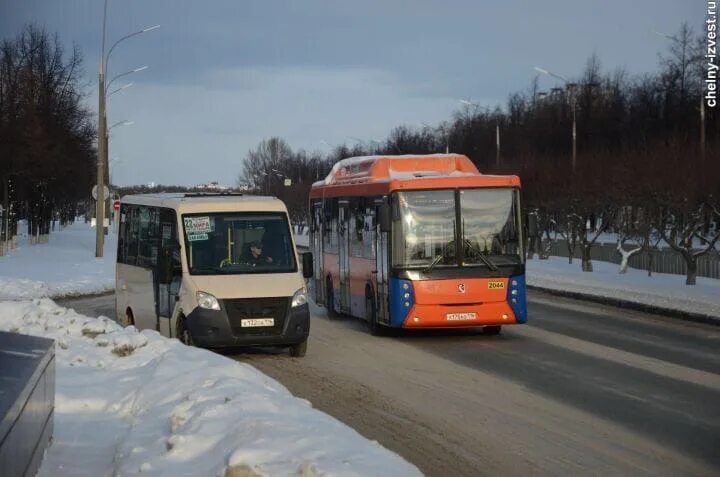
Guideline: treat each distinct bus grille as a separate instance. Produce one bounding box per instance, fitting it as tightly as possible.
[224,297,289,336]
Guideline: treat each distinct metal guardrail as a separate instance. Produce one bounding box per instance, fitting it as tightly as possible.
[545,240,720,279]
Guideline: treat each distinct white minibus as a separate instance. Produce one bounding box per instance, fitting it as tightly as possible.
[115,193,313,357]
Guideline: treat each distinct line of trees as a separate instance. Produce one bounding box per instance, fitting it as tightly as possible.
[1,24,96,252]
[240,23,719,285]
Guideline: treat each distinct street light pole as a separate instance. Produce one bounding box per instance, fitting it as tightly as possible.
[95,0,109,257]
[95,1,158,257]
[534,67,578,173]
[495,122,501,168]
[458,99,501,167]
[654,30,706,165]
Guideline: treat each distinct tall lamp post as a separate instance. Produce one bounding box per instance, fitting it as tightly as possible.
[653,30,705,164]
[458,99,501,167]
[96,0,159,257]
[534,66,578,173]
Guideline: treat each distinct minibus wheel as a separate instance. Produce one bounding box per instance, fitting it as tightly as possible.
[289,339,307,357]
[121,309,135,327]
[177,316,194,346]
[482,326,502,335]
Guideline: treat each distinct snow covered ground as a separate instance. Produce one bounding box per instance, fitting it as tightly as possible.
[0,221,116,300]
[0,299,420,476]
[527,256,720,319]
[1,223,420,476]
[1,219,718,475]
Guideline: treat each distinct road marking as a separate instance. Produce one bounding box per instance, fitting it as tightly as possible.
[514,325,720,392]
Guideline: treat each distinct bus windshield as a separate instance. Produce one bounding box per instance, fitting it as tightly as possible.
[392,188,521,269]
[182,213,296,275]
[459,188,521,267]
[392,190,457,268]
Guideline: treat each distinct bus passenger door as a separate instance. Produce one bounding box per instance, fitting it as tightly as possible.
[311,203,324,305]
[338,201,351,313]
[375,203,390,325]
[156,209,181,337]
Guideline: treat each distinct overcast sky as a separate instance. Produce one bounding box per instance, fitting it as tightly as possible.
[0,0,703,186]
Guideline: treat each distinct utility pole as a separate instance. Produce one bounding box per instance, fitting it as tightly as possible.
[95,0,109,258]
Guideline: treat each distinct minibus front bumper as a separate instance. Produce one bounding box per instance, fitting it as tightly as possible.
[185,298,310,348]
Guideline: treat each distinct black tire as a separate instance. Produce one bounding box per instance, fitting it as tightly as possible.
[176,316,194,346]
[289,339,307,357]
[326,279,338,320]
[121,308,135,327]
[482,325,502,335]
[365,295,382,336]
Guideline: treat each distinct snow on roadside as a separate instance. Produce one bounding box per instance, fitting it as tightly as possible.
[0,299,421,477]
[527,256,720,319]
[0,222,116,300]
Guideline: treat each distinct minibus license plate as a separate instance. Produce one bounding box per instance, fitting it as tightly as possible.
[241,318,274,327]
[446,312,477,321]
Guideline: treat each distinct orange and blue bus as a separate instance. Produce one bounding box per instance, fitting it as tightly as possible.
[308,154,526,335]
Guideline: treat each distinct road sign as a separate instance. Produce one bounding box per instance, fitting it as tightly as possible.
[112,200,121,211]
[92,185,111,201]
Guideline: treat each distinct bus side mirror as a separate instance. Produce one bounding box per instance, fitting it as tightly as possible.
[302,252,314,278]
[527,214,538,236]
[378,203,391,233]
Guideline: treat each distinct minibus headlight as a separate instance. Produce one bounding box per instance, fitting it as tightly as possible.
[291,288,308,308]
[196,291,221,310]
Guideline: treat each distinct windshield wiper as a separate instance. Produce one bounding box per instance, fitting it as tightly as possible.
[423,254,444,274]
[465,240,499,271]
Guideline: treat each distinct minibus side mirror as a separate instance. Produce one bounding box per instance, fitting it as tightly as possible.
[378,203,391,233]
[302,252,314,278]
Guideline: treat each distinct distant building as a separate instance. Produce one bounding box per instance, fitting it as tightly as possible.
[194,181,229,191]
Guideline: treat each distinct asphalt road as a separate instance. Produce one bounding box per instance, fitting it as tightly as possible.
[60,290,720,477]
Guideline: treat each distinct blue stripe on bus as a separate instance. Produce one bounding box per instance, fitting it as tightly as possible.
[507,274,527,323]
[389,278,414,328]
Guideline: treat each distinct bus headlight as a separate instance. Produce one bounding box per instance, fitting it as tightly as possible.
[291,288,308,308]
[197,291,221,310]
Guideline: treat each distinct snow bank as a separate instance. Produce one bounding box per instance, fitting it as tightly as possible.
[527,257,720,318]
[0,222,116,300]
[0,300,420,477]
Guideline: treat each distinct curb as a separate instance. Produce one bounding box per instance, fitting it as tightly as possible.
[527,284,720,327]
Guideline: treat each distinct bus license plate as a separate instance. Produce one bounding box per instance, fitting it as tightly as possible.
[241,318,274,327]
[446,312,477,321]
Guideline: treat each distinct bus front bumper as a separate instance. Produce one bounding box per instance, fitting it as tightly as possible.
[401,302,519,329]
[185,303,310,348]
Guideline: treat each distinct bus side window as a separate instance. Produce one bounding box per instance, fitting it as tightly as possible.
[364,206,376,259]
[159,208,180,271]
[118,205,128,264]
[137,207,160,268]
[125,206,139,266]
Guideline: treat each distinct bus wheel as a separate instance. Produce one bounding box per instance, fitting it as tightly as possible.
[177,316,194,346]
[121,309,135,327]
[482,326,502,335]
[289,339,307,357]
[326,279,338,320]
[365,295,382,336]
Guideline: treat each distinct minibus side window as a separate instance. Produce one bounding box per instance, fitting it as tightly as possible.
[125,206,140,266]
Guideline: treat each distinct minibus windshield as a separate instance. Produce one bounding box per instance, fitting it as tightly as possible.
[182,213,297,275]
